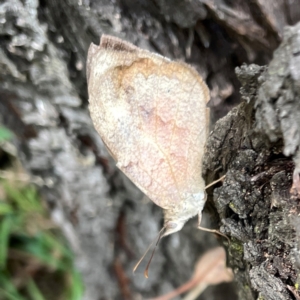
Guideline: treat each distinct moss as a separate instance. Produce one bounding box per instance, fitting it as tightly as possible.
[229,202,238,213]
[230,239,244,254]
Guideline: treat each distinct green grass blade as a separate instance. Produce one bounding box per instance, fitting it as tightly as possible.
[0,273,26,300]
[0,202,13,215]
[26,279,46,300]
[0,179,84,300]
[0,288,23,300]
[70,270,84,300]
[3,184,43,213]
[0,216,13,269]
[0,127,13,142]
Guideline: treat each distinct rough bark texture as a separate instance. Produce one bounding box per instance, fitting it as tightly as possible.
[1,1,300,300]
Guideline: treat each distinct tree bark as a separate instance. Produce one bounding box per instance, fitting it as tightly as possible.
[1,1,300,300]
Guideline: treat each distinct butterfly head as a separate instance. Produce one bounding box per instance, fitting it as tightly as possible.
[162,219,186,237]
[162,190,207,237]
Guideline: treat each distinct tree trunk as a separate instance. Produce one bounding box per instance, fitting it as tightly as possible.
[1,1,300,299]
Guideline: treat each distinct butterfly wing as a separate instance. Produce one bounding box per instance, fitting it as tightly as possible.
[87,35,210,210]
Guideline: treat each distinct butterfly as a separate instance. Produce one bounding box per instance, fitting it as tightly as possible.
[87,35,217,276]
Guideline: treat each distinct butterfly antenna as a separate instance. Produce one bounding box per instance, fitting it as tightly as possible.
[133,226,165,275]
[144,227,165,278]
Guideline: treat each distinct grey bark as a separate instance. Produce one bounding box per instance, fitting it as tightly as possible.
[1,1,300,300]
[204,24,300,300]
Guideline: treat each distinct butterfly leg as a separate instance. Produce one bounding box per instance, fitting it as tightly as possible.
[197,195,230,242]
[197,221,230,242]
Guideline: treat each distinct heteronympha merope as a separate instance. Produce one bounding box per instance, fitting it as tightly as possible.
[87,35,218,276]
